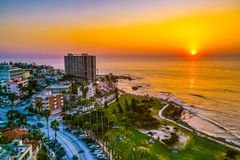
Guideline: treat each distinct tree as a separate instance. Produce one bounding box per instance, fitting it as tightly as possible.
[73,114,81,128]
[131,98,137,112]
[226,150,238,159]
[6,110,26,128]
[139,149,151,160]
[125,99,131,111]
[18,83,28,96]
[117,103,123,114]
[31,129,44,141]
[43,109,51,139]
[68,102,74,115]
[94,103,100,137]
[36,101,42,113]
[104,108,112,134]
[8,93,18,110]
[115,87,119,103]
[51,119,60,140]
[37,145,50,160]
[104,101,108,109]
[124,138,136,160]
[83,121,90,136]
[98,106,105,140]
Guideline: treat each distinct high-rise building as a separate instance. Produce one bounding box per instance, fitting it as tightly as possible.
[64,53,96,82]
[0,64,24,81]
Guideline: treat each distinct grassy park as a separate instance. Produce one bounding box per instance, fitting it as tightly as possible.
[105,93,240,160]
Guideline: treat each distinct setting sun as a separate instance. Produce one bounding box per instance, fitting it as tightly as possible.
[191,49,197,55]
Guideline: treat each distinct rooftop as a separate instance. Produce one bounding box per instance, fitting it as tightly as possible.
[33,90,62,99]
[47,81,71,89]
[66,53,95,56]
[0,139,31,160]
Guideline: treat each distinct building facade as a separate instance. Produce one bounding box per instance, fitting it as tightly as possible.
[32,91,63,115]
[7,79,28,96]
[46,81,71,93]
[64,53,96,82]
[0,64,24,81]
[78,83,96,99]
[0,139,33,160]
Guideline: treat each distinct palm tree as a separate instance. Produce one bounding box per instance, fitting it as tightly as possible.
[108,141,116,159]
[68,102,74,115]
[83,121,90,137]
[139,149,151,160]
[103,108,112,150]
[43,109,51,139]
[51,119,60,140]
[8,93,17,110]
[74,114,81,128]
[89,109,92,134]
[18,83,27,96]
[124,138,136,160]
[97,105,105,140]
[95,103,99,138]
[104,108,111,133]
[115,87,119,104]
[36,101,42,113]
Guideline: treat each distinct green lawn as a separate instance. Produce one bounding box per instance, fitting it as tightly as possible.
[109,93,164,114]
[106,93,239,160]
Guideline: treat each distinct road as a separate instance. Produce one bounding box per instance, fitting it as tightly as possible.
[31,114,95,160]
[0,103,95,160]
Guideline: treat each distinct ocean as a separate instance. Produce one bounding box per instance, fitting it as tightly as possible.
[98,57,240,145]
[2,56,240,144]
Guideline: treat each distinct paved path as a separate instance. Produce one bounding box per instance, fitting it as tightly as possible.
[0,103,95,160]
[158,104,193,132]
[158,104,240,151]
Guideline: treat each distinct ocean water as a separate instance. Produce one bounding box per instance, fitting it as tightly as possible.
[2,57,240,144]
[97,57,240,144]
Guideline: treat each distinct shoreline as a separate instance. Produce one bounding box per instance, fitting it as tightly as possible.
[119,90,240,151]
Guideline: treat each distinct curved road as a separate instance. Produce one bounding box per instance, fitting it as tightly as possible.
[40,116,95,160]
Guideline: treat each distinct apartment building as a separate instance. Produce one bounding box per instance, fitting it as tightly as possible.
[0,64,23,81]
[64,53,96,82]
[78,83,96,100]
[32,91,63,115]
[7,78,28,96]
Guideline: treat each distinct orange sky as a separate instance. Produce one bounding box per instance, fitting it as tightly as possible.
[0,0,240,58]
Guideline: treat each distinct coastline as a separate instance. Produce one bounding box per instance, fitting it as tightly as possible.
[121,90,240,151]
[117,81,240,150]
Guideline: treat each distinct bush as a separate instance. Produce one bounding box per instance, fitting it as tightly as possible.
[226,150,238,159]
[162,132,179,146]
[162,104,183,121]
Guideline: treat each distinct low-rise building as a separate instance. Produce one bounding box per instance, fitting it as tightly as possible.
[46,81,72,103]
[0,139,33,160]
[0,80,7,93]
[32,91,63,115]
[78,83,96,99]
[46,81,71,93]
[0,64,24,81]
[7,78,28,96]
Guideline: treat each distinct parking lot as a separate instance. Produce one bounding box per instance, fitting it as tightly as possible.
[64,127,107,160]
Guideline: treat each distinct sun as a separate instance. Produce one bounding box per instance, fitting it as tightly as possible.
[191,49,197,55]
